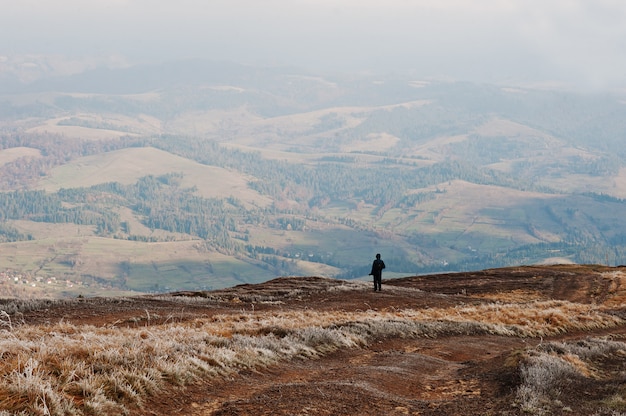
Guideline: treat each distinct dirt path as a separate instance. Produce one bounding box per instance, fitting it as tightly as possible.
[137,334,533,416]
[10,264,626,415]
[140,327,626,416]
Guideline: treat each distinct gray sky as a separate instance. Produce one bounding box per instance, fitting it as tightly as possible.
[2,0,626,89]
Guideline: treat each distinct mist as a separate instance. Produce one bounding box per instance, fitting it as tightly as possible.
[1,0,626,90]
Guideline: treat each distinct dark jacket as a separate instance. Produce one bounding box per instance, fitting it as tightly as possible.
[370,259,385,277]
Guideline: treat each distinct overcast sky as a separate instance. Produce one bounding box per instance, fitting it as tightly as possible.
[2,0,626,90]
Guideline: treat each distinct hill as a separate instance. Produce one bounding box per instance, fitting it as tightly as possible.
[36,146,269,206]
[1,59,626,296]
[2,264,626,415]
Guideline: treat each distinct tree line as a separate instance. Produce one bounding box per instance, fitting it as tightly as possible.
[2,131,626,273]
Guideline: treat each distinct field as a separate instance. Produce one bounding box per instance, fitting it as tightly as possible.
[2,264,626,415]
[35,147,270,207]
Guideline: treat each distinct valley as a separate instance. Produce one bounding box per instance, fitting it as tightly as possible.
[1,61,626,296]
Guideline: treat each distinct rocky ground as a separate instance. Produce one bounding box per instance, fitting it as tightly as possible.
[13,265,626,415]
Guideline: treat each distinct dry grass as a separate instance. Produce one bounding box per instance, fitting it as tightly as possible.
[473,289,546,303]
[1,293,624,415]
[439,300,623,337]
[515,338,626,415]
[601,270,626,307]
[0,318,359,415]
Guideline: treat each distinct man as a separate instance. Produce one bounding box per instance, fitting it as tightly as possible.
[369,253,385,291]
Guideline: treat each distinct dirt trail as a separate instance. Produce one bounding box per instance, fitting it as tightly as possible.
[134,334,531,416]
[13,264,626,415]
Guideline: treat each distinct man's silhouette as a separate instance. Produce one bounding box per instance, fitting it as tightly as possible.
[369,253,385,291]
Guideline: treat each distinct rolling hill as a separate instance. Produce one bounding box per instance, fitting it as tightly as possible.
[36,146,270,207]
[1,59,626,297]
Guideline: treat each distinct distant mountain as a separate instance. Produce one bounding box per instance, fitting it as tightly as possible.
[1,59,625,297]
[10,59,305,95]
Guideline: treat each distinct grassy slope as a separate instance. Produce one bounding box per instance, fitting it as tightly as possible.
[2,79,626,297]
[0,234,280,296]
[35,147,271,207]
[0,147,42,166]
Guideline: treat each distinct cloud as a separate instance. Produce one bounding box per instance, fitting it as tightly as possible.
[510,0,626,88]
[1,0,625,89]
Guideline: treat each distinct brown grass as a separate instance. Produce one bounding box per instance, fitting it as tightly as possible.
[515,338,626,415]
[0,290,623,415]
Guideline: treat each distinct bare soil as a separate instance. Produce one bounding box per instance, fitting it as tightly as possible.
[16,265,626,415]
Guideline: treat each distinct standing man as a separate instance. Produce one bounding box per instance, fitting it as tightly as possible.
[369,253,385,291]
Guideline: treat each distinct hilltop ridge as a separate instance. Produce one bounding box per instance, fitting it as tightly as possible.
[3,264,626,415]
